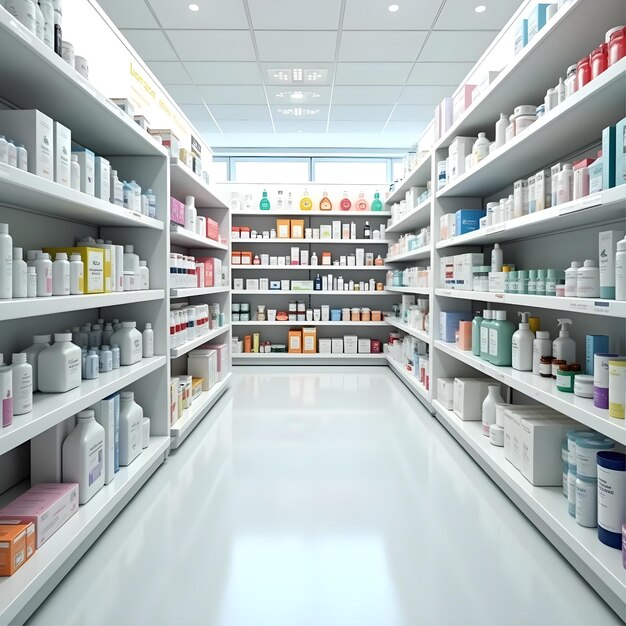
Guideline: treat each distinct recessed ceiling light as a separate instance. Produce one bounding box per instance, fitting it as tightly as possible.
[388,4,400,12]
[188,3,200,11]
[474,4,486,13]
[268,69,328,85]
[277,107,319,117]
[290,92,304,100]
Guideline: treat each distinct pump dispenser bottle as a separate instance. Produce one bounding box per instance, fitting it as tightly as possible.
[472,311,483,356]
[319,191,332,211]
[512,311,535,371]
[355,191,369,211]
[259,190,270,211]
[553,318,576,363]
[489,311,515,366]
[300,188,312,211]
[340,191,352,211]
[480,310,493,361]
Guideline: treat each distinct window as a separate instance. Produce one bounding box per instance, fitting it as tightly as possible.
[232,158,309,183]
[211,158,229,183]
[392,159,404,183]
[312,159,388,184]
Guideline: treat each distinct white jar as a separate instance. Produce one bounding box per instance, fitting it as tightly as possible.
[110,321,142,366]
[52,252,70,296]
[22,334,51,392]
[184,195,197,232]
[119,391,143,466]
[564,261,582,297]
[62,410,105,505]
[37,333,82,393]
[69,253,84,295]
[142,323,154,358]
[0,224,13,300]
[39,0,54,48]
[575,476,597,527]
[34,252,52,297]
[482,385,504,436]
[616,236,626,301]
[514,115,536,134]
[473,132,490,164]
[6,0,37,34]
[10,353,32,415]
[577,259,600,298]
[70,155,80,191]
[139,261,149,290]
[12,247,27,299]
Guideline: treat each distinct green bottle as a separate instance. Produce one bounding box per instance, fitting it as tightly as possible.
[472,311,483,357]
[371,191,383,211]
[259,190,270,211]
[489,310,515,366]
[480,310,493,361]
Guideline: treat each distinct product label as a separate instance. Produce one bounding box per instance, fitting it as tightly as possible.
[480,326,489,353]
[567,469,576,505]
[597,466,625,533]
[556,372,572,390]
[2,395,13,427]
[575,479,597,527]
[577,445,613,478]
[488,328,499,356]
[88,441,104,486]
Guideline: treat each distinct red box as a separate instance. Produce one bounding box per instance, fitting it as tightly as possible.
[231,251,241,266]
[574,158,596,170]
[170,197,185,225]
[206,218,219,241]
[197,257,221,288]
[231,226,241,239]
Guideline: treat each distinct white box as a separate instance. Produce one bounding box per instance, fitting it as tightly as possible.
[331,338,344,354]
[290,247,299,264]
[448,136,475,181]
[436,378,455,410]
[245,278,259,290]
[344,335,358,354]
[259,278,269,290]
[281,280,290,290]
[94,156,111,202]
[459,253,483,291]
[355,248,365,266]
[72,147,95,196]
[320,225,332,239]
[319,338,332,354]
[358,338,371,353]
[513,179,528,216]
[188,349,218,390]
[90,396,118,485]
[453,378,494,421]
[439,213,456,240]
[332,221,341,239]
[599,230,624,299]
[0,109,54,180]
[488,272,506,293]
[30,416,75,484]
[233,278,244,290]
[53,121,71,187]
[534,169,551,211]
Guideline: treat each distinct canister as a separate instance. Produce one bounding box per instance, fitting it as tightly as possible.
[608,359,626,418]
[576,474,598,527]
[574,374,594,398]
[594,353,620,408]
[597,451,626,548]
[576,435,614,478]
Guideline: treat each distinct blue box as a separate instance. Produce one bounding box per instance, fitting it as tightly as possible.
[586,335,609,375]
[514,19,528,54]
[330,309,341,321]
[588,157,604,193]
[615,116,626,188]
[602,125,616,190]
[527,4,550,41]
[440,311,471,343]
[455,209,486,235]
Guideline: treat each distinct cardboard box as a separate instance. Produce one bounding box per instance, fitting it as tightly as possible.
[332,221,341,239]
[72,148,95,196]
[240,252,253,265]
[191,378,203,401]
[514,18,528,54]
[288,330,302,353]
[440,311,471,342]
[188,349,218,390]
[302,327,317,354]
[291,220,305,239]
[44,247,105,293]
[358,338,371,354]
[30,417,75,484]
[170,379,179,425]
[0,109,54,180]
[585,335,609,376]
[0,524,29,576]
[437,378,455,410]
[452,86,476,123]
[599,229,624,299]
[53,121,71,188]
[534,169,551,211]
[455,209,485,235]
[319,338,332,354]
[448,136,475,181]
[277,219,291,238]
[344,335,358,354]
[170,197,185,225]
[320,225,332,239]
[150,129,179,158]
[206,343,229,380]
[331,338,344,354]
[206,218,219,241]
[453,378,494,421]
[94,156,111,202]
[527,3,550,41]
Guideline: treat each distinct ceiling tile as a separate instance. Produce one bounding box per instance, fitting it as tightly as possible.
[331,86,404,105]
[147,0,249,28]
[339,31,427,62]
[262,63,335,85]
[166,30,256,61]
[327,121,386,133]
[120,29,177,61]
[274,121,328,133]
[192,120,222,134]
[330,105,394,121]
[209,105,272,121]
[267,86,332,105]
[198,85,268,104]
[255,31,337,63]
[389,104,436,121]
[218,121,275,133]
[343,0,440,31]
[419,31,498,62]
[335,63,413,85]
[180,104,214,121]
[435,0,521,30]
[97,0,159,28]
[166,84,204,104]
[407,62,474,85]
[383,120,429,136]
[248,0,341,29]
[148,61,188,84]
[272,105,329,120]
[397,85,454,104]
[184,62,262,84]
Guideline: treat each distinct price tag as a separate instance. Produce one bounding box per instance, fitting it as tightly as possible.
[567,300,593,314]
[559,199,584,216]
[582,193,601,209]
[592,301,612,315]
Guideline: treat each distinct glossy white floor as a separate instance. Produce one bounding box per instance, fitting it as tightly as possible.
[29,367,619,626]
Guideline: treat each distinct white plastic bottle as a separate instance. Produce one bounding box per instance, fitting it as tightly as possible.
[110,170,123,206]
[16,145,27,171]
[7,141,17,168]
[495,113,508,148]
[69,253,84,295]
[12,247,27,298]
[27,266,36,298]
[111,344,120,369]
[491,243,503,272]
[482,385,504,437]
[557,164,573,205]
[101,323,114,346]
[89,324,102,348]
[5,0,37,34]
[34,0,44,39]
[553,318,576,364]
[10,353,32,415]
[512,312,535,371]
[532,330,551,375]
[62,410,105,505]
[38,333,82,393]
[473,132,490,164]
[52,252,70,296]
[130,180,142,213]
[0,356,13,427]
[110,321,142,366]
[139,260,149,290]
[0,136,8,164]
[184,195,197,233]
[577,259,600,298]
[99,345,113,373]
[142,323,154,358]
[564,261,582,297]
[0,224,13,300]
[84,348,99,379]
[22,334,51,392]
[119,391,143,466]
[146,189,156,219]
[34,251,52,297]
[39,0,54,48]
[123,245,140,276]
[616,236,626,301]
[70,155,80,191]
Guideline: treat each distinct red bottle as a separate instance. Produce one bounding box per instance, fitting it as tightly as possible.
[608,27,626,66]
[590,43,608,79]
[339,191,352,211]
[576,56,591,91]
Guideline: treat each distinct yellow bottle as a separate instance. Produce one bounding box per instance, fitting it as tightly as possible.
[300,188,312,211]
[319,191,332,211]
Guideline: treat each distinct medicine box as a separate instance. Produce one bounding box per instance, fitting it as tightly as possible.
[94,156,111,202]
[488,271,506,293]
[440,213,456,240]
[320,225,332,239]
[453,378,494,421]
[440,311,471,342]
[599,229,624,299]
[170,379,179,425]
[455,209,485,235]
[151,129,179,158]
[602,125,616,190]
[0,109,54,180]
[245,279,259,291]
[319,338,332,354]
[206,218,219,241]
[44,247,105,293]
[170,197,185,225]
[302,328,317,354]
[514,19,528,54]
[448,136,475,180]
[206,343,229,380]
[30,416,76,484]
[0,524,31,576]
[188,349,218,390]
[527,3,550,41]
[437,97,453,138]
[53,122,71,188]
[196,257,221,288]
[358,338,371,354]
[331,338,344,354]
[437,378,455,410]
[291,220,305,239]
[615,116,626,187]
[585,335,609,376]
[344,335,358,354]
[72,148,95,196]
[90,396,118,485]
[534,169,551,211]
[288,330,302,353]
[277,219,291,238]
[452,85,476,123]
[292,280,314,291]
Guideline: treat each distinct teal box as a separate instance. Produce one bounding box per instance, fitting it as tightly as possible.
[589,157,603,193]
[528,4,550,41]
[602,126,616,190]
[514,19,528,54]
[586,335,609,375]
[615,117,626,187]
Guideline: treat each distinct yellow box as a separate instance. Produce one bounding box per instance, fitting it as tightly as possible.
[253,333,260,353]
[44,247,106,293]
[302,327,317,354]
[277,219,291,238]
[191,378,203,401]
[290,219,305,239]
[288,330,302,353]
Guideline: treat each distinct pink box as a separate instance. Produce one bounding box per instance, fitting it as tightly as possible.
[206,343,229,380]
[439,97,453,138]
[0,483,79,548]
[170,197,185,225]
[206,218,219,241]
[453,85,476,122]
[196,257,221,288]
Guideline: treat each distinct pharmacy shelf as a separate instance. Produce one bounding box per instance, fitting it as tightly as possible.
[437,186,626,249]
[170,225,228,251]
[434,288,626,319]
[385,286,431,296]
[435,0,626,149]
[385,246,431,263]
[0,290,165,323]
[232,264,390,271]
[0,164,164,230]
[385,154,432,205]
[434,340,625,442]
[385,318,430,343]
[170,373,232,449]
[169,159,227,209]
[232,238,390,245]
[232,290,393,296]
[385,197,432,234]
[0,9,165,158]
[233,210,391,217]
[233,353,387,364]
[232,321,389,327]
[386,355,431,406]
[437,59,626,198]
[170,325,231,359]
[0,434,170,626]
[0,356,166,457]
[432,399,625,616]
[170,286,229,299]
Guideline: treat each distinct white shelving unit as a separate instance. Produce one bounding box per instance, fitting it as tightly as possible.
[385,318,430,344]
[232,238,390,245]
[386,354,431,407]
[232,321,388,327]
[170,325,231,359]
[385,286,430,296]
[385,197,431,234]
[385,154,432,206]
[170,225,229,251]
[233,264,390,271]
[384,247,430,263]
[171,286,230,299]
[233,353,387,364]
[234,209,391,217]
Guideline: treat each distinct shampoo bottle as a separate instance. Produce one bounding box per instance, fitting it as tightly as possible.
[473,132,490,164]
[495,113,508,148]
[38,333,82,393]
[472,311,483,356]
[512,311,535,371]
[480,310,493,361]
[355,191,369,211]
[371,192,383,211]
[340,191,352,211]
[184,195,197,232]
[319,191,332,211]
[119,391,143,466]
[34,252,52,297]
[52,252,70,296]
[259,190,271,211]
[491,243,503,272]
[489,311,515,366]
[564,261,582,297]
[300,189,312,211]
[12,248,27,299]
[553,318,576,364]
[0,224,13,300]
[532,330,552,375]
[22,334,51,392]
[482,385,504,437]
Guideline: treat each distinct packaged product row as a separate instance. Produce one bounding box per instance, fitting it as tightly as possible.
[169,196,223,242]
[386,184,431,225]
[395,134,433,184]
[232,301,385,323]
[169,254,224,289]
[233,331,382,355]
[385,335,430,391]
[386,266,431,289]
[386,227,431,258]
[229,188,385,212]
[390,295,429,333]
[232,248,385,268]
[233,276,386,293]
[169,303,226,349]
[232,218,384,241]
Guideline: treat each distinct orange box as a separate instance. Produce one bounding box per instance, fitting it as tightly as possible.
[231,227,241,239]
[372,310,382,321]
[290,219,305,239]
[361,309,371,322]
[351,309,360,322]
[302,327,317,354]
[232,251,241,265]
[0,524,29,576]
[457,321,473,351]
[277,219,291,238]
[239,226,251,239]
[288,330,302,353]
[321,252,332,265]
[240,251,253,265]
[244,335,252,353]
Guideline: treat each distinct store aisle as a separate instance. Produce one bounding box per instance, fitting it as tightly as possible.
[29,367,618,626]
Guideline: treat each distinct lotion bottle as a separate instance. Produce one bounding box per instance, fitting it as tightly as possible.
[0,224,13,300]
[473,132,490,164]
[533,330,551,375]
[69,253,84,295]
[259,190,270,211]
[319,191,332,211]
[480,310,493,361]
[512,311,535,371]
[70,155,80,191]
[34,252,52,297]
[340,191,352,211]
[482,385,504,437]
[27,266,36,298]
[355,191,369,211]
[299,188,312,211]
[489,311,515,366]
[22,334,51,392]
[142,323,154,358]
[38,333,82,393]
[184,195,197,232]
[472,311,483,356]
[371,192,383,211]
[553,318,576,364]
[495,113,508,148]
[577,259,600,298]
[564,261,582,297]
[10,353,32,415]
[491,243,503,272]
[119,391,143,466]
[12,248,27,299]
